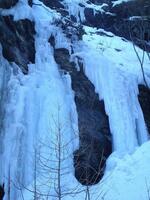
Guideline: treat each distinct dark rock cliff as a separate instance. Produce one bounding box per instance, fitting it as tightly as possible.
[0,15,35,74]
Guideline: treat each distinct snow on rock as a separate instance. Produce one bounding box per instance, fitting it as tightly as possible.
[62,0,108,22]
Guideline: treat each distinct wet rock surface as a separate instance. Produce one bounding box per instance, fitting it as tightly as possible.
[54,48,112,185]
[0,16,35,74]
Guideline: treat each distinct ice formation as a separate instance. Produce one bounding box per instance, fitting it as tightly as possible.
[0,0,150,200]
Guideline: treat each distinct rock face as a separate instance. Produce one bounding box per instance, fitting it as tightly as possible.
[39,0,69,17]
[0,16,35,74]
[54,48,112,185]
[138,85,150,134]
[110,1,150,50]
[0,0,18,9]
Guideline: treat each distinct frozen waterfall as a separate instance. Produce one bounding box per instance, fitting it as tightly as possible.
[0,3,79,199]
[0,0,150,200]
